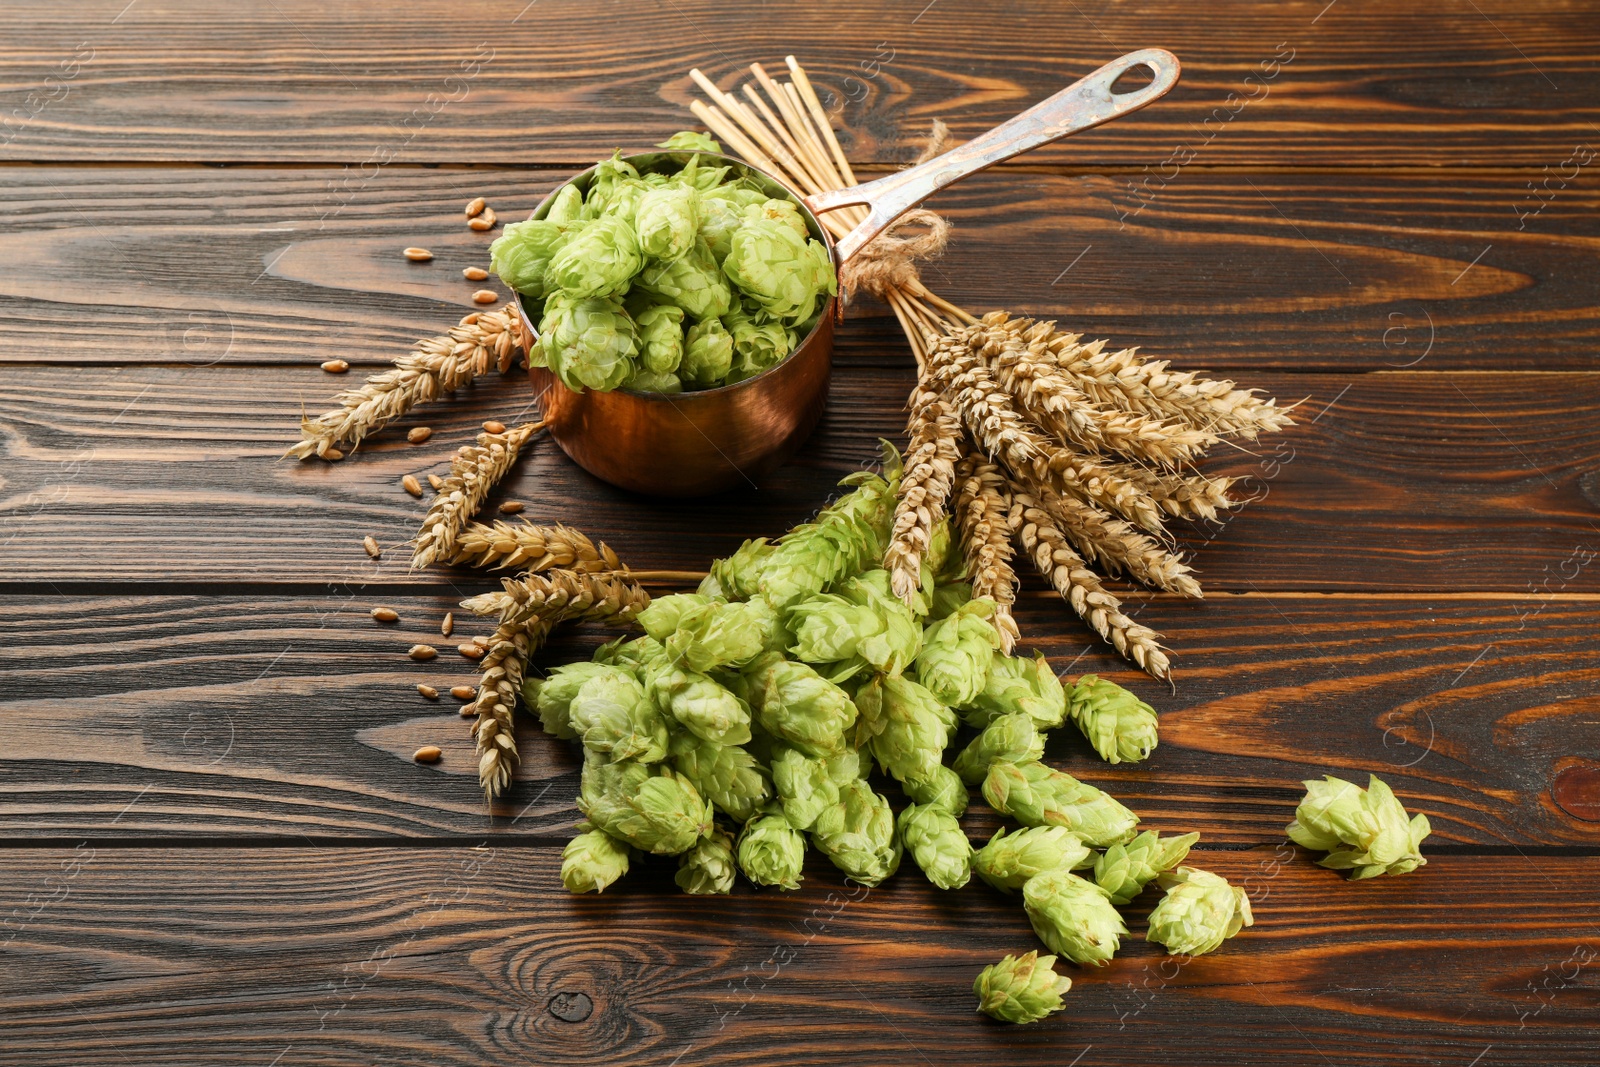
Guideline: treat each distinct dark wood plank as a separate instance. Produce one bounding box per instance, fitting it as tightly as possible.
[3,166,1597,372]
[3,593,1597,845]
[1,362,1597,591]
[1,846,1594,1066]
[1,1,1597,166]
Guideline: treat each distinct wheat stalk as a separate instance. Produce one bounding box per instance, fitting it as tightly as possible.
[471,617,549,798]
[885,380,963,603]
[286,303,522,460]
[952,453,1020,652]
[1008,484,1171,680]
[451,520,625,574]
[411,421,545,570]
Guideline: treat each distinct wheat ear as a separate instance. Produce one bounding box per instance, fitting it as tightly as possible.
[1034,483,1202,597]
[460,569,652,628]
[471,617,549,798]
[411,421,544,570]
[952,452,1020,652]
[451,520,625,574]
[1008,485,1171,679]
[885,379,964,603]
[286,303,521,460]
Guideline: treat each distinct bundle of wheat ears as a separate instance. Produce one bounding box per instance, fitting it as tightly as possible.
[286,57,1287,794]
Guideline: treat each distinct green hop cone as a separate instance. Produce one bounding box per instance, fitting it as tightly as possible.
[622,368,682,393]
[1287,774,1431,879]
[825,745,873,784]
[657,130,722,152]
[973,826,1092,893]
[770,743,841,831]
[629,300,685,373]
[701,537,773,600]
[983,761,1139,847]
[964,650,1068,730]
[897,802,972,890]
[680,316,735,386]
[698,194,745,266]
[914,598,1002,707]
[489,218,581,298]
[638,592,713,639]
[635,236,733,320]
[538,293,639,393]
[742,197,809,238]
[787,590,918,681]
[1021,869,1127,967]
[635,640,752,747]
[578,757,713,855]
[973,951,1071,1024]
[635,182,701,261]
[743,651,858,757]
[1068,674,1159,765]
[545,183,584,225]
[669,729,771,822]
[568,665,669,763]
[560,823,633,894]
[1094,830,1200,906]
[952,711,1045,786]
[545,214,643,300]
[903,763,970,816]
[853,673,956,785]
[672,597,780,672]
[812,778,901,887]
[722,302,795,381]
[1146,866,1254,956]
[737,806,806,890]
[523,660,613,740]
[722,214,835,322]
[675,827,737,895]
[758,465,899,609]
[586,151,640,206]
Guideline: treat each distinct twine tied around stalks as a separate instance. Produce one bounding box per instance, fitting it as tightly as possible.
[838,121,955,303]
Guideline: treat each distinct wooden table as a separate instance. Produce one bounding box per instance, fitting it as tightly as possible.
[2,2,1597,1063]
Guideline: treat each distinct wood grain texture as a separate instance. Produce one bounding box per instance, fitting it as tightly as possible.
[0,362,1596,591]
[1,166,1597,371]
[1,1,1597,166]
[2,593,1596,845]
[2,847,1595,1066]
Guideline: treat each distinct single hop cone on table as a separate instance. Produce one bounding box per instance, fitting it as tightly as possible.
[973,826,1092,893]
[1287,774,1431,879]
[897,802,973,890]
[560,823,633,894]
[675,827,738,895]
[737,805,807,890]
[973,951,1072,1024]
[982,760,1139,847]
[668,729,772,823]
[1022,868,1128,967]
[577,755,713,855]
[1093,830,1200,906]
[1145,866,1254,957]
[1067,674,1160,765]
[951,711,1045,786]
[811,778,902,887]
[963,650,1067,731]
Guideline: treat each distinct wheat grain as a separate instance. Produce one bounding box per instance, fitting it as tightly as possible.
[952,452,1020,652]
[321,359,350,374]
[402,474,423,497]
[403,247,433,262]
[1008,485,1171,679]
[286,304,521,460]
[441,612,455,637]
[465,197,486,218]
[370,607,399,622]
[885,379,964,603]
[410,421,544,570]
[463,266,489,281]
[363,536,382,559]
[409,644,438,661]
[449,520,625,574]
[471,289,498,304]
[414,745,443,763]
[417,684,439,699]
[408,426,433,444]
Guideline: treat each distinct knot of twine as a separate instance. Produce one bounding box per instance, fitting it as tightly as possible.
[839,120,954,303]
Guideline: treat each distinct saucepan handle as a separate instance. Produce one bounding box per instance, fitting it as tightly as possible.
[803,48,1180,263]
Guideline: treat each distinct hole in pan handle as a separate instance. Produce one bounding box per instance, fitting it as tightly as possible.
[803,48,1181,263]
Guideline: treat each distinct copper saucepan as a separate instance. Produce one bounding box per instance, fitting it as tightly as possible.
[518,48,1180,496]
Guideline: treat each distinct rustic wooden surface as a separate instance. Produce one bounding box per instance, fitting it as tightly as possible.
[2,2,1598,1063]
